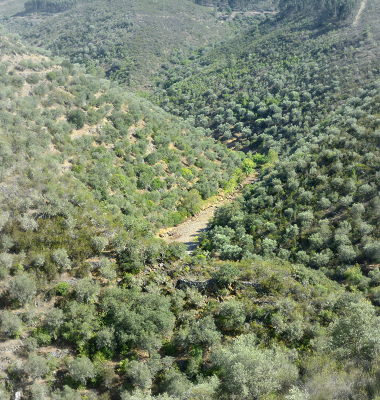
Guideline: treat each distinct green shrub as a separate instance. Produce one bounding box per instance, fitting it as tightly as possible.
[46,72,56,81]
[68,109,86,129]
[55,282,70,296]
[32,327,52,347]
[26,73,40,84]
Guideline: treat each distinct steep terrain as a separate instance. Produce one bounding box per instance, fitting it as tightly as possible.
[2,0,235,88]
[2,1,380,400]
[353,0,367,25]
[153,0,380,271]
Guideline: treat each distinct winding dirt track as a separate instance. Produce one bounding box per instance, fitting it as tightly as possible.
[353,0,367,26]
[161,174,258,251]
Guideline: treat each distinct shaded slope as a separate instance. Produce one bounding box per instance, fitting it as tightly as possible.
[152,0,379,155]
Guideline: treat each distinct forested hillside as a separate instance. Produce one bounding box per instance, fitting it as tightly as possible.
[153,0,374,154]
[153,0,380,271]
[2,0,380,399]
[0,27,252,280]
[24,0,77,13]
[192,0,279,12]
[2,0,234,88]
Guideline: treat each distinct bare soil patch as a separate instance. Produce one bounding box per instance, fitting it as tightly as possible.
[160,174,258,251]
[353,0,367,26]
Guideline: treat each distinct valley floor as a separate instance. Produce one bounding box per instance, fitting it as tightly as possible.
[161,174,258,251]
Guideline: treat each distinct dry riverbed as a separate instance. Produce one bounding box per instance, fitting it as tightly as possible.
[160,174,258,252]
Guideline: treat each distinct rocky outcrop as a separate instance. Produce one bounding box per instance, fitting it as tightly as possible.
[176,278,261,293]
[176,278,218,293]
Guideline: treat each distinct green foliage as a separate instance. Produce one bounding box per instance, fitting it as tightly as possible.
[55,282,71,296]
[101,287,175,349]
[344,265,363,286]
[32,327,52,347]
[212,333,298,399]
[46,72,56,81]
[9,273,36,305]
[68,109,86,129]
[1,311,22,338]
[26,73,40,84]
[67,356,95,385]
[241,158,256,175]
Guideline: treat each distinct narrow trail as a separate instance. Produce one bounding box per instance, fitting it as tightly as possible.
[160,174,258,252]
[353,0,367,26]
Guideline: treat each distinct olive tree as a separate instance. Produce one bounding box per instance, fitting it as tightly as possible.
[25,353,50,381]
[180,189,202,216]
[138,331,162,357]
[176,316,222,351]
[0,252,13,270]
[127,361,153,390]
[52,248,71,270]
[121,389,178,400]
[0,383,10,400]
[30,383,50,400]
[52,386,81,400]
[364,241,380,262]
[1,311,22,338]
[99,258,117,281]
[74,278,101,304]
[212,334,298,399]
[91,236,109,254]
[9,274,36,305]
[96,327,115,351]
[45,308,64,339]
[68,109,86,129]
[329,299,380,363]
[218,300,246,331]
[67,356,95,385]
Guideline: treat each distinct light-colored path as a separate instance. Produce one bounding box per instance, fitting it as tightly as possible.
[161,174,258,251]
[353,0,367,26]
[164,205,218,251]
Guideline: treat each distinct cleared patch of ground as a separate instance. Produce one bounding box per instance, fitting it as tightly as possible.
[161,174,258,251]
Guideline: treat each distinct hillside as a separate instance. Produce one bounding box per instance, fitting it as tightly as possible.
[153,0,377,153]
[152,0,380,270]
[3,1,380,399]
[0,27,252,279]
[0,0,25,17]
[1,0,235,88]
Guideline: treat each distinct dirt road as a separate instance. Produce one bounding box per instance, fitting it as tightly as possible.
[160,174,258,252]
[353,0,367,26]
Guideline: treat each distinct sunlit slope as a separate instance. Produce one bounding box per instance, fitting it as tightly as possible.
[3,0,232,88]
[0,29,244,280]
